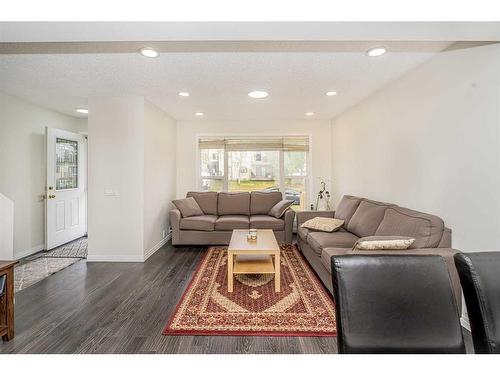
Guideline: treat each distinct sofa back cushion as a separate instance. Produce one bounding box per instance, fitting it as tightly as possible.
[186,191,218,215]
[375,206,444,248]
[347,199,393,238]
[334,195,363,226]
[250,191,283,215]
[218,192,250,216]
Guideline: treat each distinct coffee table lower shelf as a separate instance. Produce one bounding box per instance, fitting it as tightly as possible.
[233,257,275,274]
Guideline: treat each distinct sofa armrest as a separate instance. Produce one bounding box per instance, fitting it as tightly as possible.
[296,210,335,227]
[283,209,296,244]
[169,209,182,245]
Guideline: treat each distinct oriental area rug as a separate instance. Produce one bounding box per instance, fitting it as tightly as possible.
[163,244,336,336]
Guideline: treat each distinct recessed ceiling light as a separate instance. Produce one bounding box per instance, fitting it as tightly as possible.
[305,112,314,116]
[326,91,337,96]
[248,90,269,99]
[139,47,159,58]
[178,92,190,97]
[366,47,387,57]
[75,108,88,114]
[195,112,204,116]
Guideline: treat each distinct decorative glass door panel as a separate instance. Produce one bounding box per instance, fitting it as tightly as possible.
[55,138,78,190]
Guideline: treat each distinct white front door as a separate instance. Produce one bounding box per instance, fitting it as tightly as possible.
[45,128,87,250]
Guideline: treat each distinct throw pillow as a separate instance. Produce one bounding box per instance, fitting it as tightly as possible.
[353,236,415,250]
[172,197,204,218]
[301,217,344,232]
[268,200,294,218]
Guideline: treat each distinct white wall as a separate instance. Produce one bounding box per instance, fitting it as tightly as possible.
[0,92,86,258]
[176,120,332,207]
[0,193,14,260]
[87,96,145,261]
[144,101,176,258]
[331,44,500,252]
[87,96,176,261]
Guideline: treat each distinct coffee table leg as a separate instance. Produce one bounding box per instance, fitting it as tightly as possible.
[275,253,280,293]
[228,252,234,293]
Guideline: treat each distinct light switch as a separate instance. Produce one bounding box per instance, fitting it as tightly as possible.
[104,188,116,196]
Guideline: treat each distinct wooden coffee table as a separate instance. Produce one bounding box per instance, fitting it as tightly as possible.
[227,229,281,293]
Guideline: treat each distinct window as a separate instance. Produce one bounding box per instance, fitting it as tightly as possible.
[284,152,307,210]
[228,150,279,192]
[200,148,224,192]
[199,136,309,209]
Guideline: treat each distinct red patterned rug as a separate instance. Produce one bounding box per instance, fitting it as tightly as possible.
[163,244,336,336]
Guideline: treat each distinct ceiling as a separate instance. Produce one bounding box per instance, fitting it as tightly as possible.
[0,48,452,120]
[2,22,500,42]
[0,22,498,121]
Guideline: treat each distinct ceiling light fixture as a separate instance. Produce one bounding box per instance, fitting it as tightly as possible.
[248,90,269,99]
[139,47,159,58]
[305,112,314,116]
[178,92,190,97]
[195,112,204,116]
[326,91,337,96]
[75,108,88,114]
[366,47,387,57]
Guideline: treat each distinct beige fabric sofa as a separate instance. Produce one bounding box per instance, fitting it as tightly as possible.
[297,195,462,311]
[170,191,295,245]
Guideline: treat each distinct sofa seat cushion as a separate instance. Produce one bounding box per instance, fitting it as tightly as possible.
[250,191,283,215]
[346,199,393,238]
[250,215,285,230]
[375,206,445,248]
[180,215,217,231]
[215,215,250,230]
[321,247,352,273]
[218,192,251,216]
[307,230,359,256]
[186,191,218,215]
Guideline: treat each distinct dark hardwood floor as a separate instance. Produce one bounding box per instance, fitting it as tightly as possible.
[0,242,339,354]
[0,241,474,354]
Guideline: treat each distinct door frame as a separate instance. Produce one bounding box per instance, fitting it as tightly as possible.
[44,127,88,251]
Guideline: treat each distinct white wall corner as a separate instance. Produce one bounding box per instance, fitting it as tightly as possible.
[0,193,15,260]
[87,234,171,263]
[15,244,44,260]
[144,234,171,261]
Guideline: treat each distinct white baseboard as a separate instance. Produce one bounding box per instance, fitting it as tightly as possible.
[144,234,171,261]
[86,254,146,262]
[15,244,45,260]
[461,316,471,331]
[87,234,171,263]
